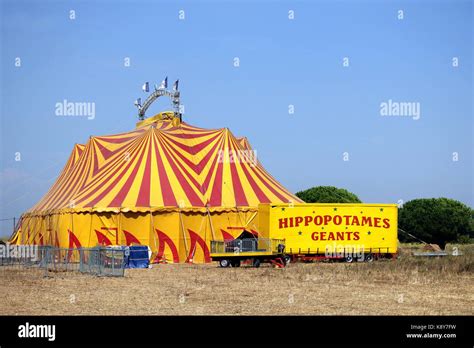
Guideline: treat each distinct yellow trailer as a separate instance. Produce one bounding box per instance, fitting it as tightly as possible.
[258,203,398,262]
[210,238,287,268]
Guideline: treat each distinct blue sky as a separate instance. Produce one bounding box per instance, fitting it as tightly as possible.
[0,0,472,237]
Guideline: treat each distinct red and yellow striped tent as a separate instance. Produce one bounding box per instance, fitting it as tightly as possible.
[11,112,301,263]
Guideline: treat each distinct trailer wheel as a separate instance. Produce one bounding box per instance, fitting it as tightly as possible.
[219,259,230,268]
[283,255,291,265]
[231,260,241,267]
[253,258,261,268]
[365,253,374,263]
[345,255,354,263]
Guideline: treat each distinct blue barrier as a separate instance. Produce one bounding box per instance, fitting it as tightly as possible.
[124,246,150,269]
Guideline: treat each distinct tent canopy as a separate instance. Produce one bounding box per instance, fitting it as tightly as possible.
[28,117,300,214]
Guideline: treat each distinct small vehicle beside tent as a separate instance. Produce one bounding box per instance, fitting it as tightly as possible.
[210,234,287,268]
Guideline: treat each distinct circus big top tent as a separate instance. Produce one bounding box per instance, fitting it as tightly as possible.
[10,110,301,263]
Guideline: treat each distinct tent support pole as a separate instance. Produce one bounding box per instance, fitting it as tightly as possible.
[87,209,93,247]
[54,213,60,247]
[118,209,122,245]
[179,210,189,254]
[150,211,159,262]
[206,207,216,240]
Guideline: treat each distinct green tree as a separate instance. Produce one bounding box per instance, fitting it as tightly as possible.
[399,198,473,249]
[295,186,361,203]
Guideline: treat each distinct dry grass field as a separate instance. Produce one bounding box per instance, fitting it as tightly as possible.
[1,244,473,315]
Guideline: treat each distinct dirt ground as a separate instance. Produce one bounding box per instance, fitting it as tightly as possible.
[1,251,473,315]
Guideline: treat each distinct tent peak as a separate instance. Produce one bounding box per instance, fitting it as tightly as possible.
[136,111,181,129]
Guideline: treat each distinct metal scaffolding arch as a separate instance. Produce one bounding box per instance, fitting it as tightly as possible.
[134,78,180,121]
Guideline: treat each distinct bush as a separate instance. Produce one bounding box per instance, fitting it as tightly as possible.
[295,186,361,203]
[399,198,473,249]
[456,235,474,244]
